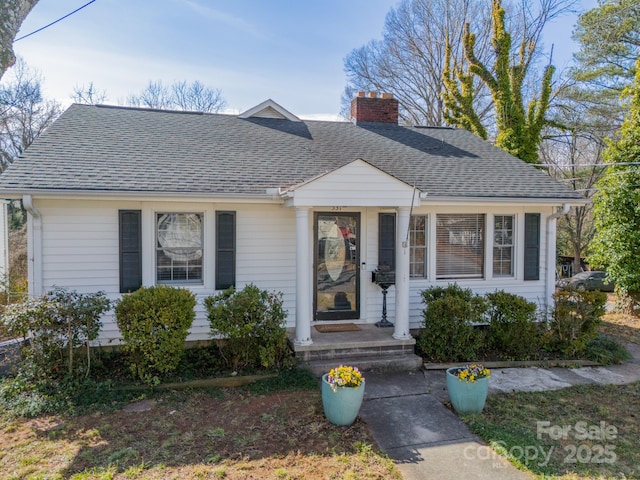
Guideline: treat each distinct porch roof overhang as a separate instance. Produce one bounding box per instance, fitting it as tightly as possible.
[281,158,421,208]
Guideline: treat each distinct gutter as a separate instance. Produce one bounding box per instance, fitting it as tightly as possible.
[0,200,8,279]
[421,196,586,206]
[22,195,42,296]
[546,203,571,310]
[22,195,39,217]
[549,203,570,220]
[0,188,285,202]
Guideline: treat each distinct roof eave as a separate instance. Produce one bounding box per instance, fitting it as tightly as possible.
[0,188,284,203]
[420,195,588,206]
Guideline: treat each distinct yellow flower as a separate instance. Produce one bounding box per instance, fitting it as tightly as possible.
[454,364,490,383]
[327,365,364,392]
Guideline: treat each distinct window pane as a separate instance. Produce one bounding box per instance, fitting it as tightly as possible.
[493,215,514,277]
[410,215,428,278]
[156,213,203,284]
[436,214,484,279]
[411,215,425,230]
[493,246,513,277]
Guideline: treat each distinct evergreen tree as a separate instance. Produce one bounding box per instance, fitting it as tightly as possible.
[590,58,640,304]
[571,0,640,128]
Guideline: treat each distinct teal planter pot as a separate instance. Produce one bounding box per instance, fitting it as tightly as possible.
[321,373,365,426]
[446,367,489,414]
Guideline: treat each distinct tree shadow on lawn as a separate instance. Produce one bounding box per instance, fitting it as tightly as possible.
[600,319,640,346]
[31,388,380,478]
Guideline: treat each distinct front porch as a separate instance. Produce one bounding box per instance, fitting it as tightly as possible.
[287,324,423,376]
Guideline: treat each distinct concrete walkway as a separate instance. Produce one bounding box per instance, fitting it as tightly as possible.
[359,342,640,480]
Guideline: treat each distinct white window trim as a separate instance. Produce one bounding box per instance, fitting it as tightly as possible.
[140,203,215,292]
[155,212,205,286]
[409,214,428,279]
[491,213,516,279]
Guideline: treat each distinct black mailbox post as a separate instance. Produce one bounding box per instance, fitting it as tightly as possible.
[372,266,395,328]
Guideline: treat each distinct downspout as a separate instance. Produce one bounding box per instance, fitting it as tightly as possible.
[0,200,9,279]
[545,203,570,310]
[22,195,43,296]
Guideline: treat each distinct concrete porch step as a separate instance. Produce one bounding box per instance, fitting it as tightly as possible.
[302,353,424,377]
[288,324,422,376]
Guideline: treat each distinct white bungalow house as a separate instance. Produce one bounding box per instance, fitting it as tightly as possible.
[0,93,583,361]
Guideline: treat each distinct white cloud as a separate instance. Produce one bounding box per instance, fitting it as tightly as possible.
[177,0,267,40]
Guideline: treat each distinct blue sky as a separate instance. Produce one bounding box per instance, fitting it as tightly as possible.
[13,0,597,119]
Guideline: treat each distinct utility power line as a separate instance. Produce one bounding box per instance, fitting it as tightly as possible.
[15,1,97,42]
[544,162,640,169]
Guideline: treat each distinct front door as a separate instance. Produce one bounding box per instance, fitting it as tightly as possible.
[314,212,360,320]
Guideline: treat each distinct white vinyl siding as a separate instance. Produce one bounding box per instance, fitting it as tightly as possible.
[436,213,485,280]
[32,198,555,339]
[291,160,416,207]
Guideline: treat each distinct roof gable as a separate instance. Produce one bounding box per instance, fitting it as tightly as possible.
[285,159,419,207]
[238,99,300,122]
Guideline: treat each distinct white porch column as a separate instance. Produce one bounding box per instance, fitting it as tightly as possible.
[394,206,412,340]
[294,207,313,345]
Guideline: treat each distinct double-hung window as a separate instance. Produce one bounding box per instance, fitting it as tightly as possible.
[436,213,485,279]
[156,212,203,284]
[493,215,514,277]
[410,215,428,278]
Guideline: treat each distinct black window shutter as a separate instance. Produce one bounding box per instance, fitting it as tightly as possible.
[524,213,541,281]
[379,213,396,270]
[216,211,236,290]
[119,210,142,293]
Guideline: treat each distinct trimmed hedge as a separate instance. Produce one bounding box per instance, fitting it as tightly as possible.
[417,284,487,361]
[205,284,289,370]
[115,285,196,384]
[486,290,541,359]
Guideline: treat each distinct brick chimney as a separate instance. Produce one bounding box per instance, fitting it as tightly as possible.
[350,91,399,125]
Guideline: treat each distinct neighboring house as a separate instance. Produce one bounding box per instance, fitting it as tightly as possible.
[0,92,584,346]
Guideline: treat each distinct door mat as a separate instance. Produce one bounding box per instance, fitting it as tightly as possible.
[315,323,361,333]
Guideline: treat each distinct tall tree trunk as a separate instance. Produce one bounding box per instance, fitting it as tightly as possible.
[0,0,39,80]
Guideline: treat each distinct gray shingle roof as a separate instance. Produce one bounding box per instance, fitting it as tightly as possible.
[0,104,582,200]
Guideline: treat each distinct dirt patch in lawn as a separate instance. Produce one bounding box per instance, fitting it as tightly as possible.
[601,306,640,345]
[0,388,400,479]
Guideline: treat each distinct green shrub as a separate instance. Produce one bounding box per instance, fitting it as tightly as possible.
[417,284,487,362]
[583,335,631,365]
[548,289,606,356]
[115,285,196,384]
[0,288,110,381]
[205,284,289,370]
[0,272,28,311]
[486,290,540,359]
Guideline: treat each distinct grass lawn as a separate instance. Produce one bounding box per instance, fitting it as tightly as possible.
[0,381,400,479]
[466,382,639,479]
[463,307,640,479]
